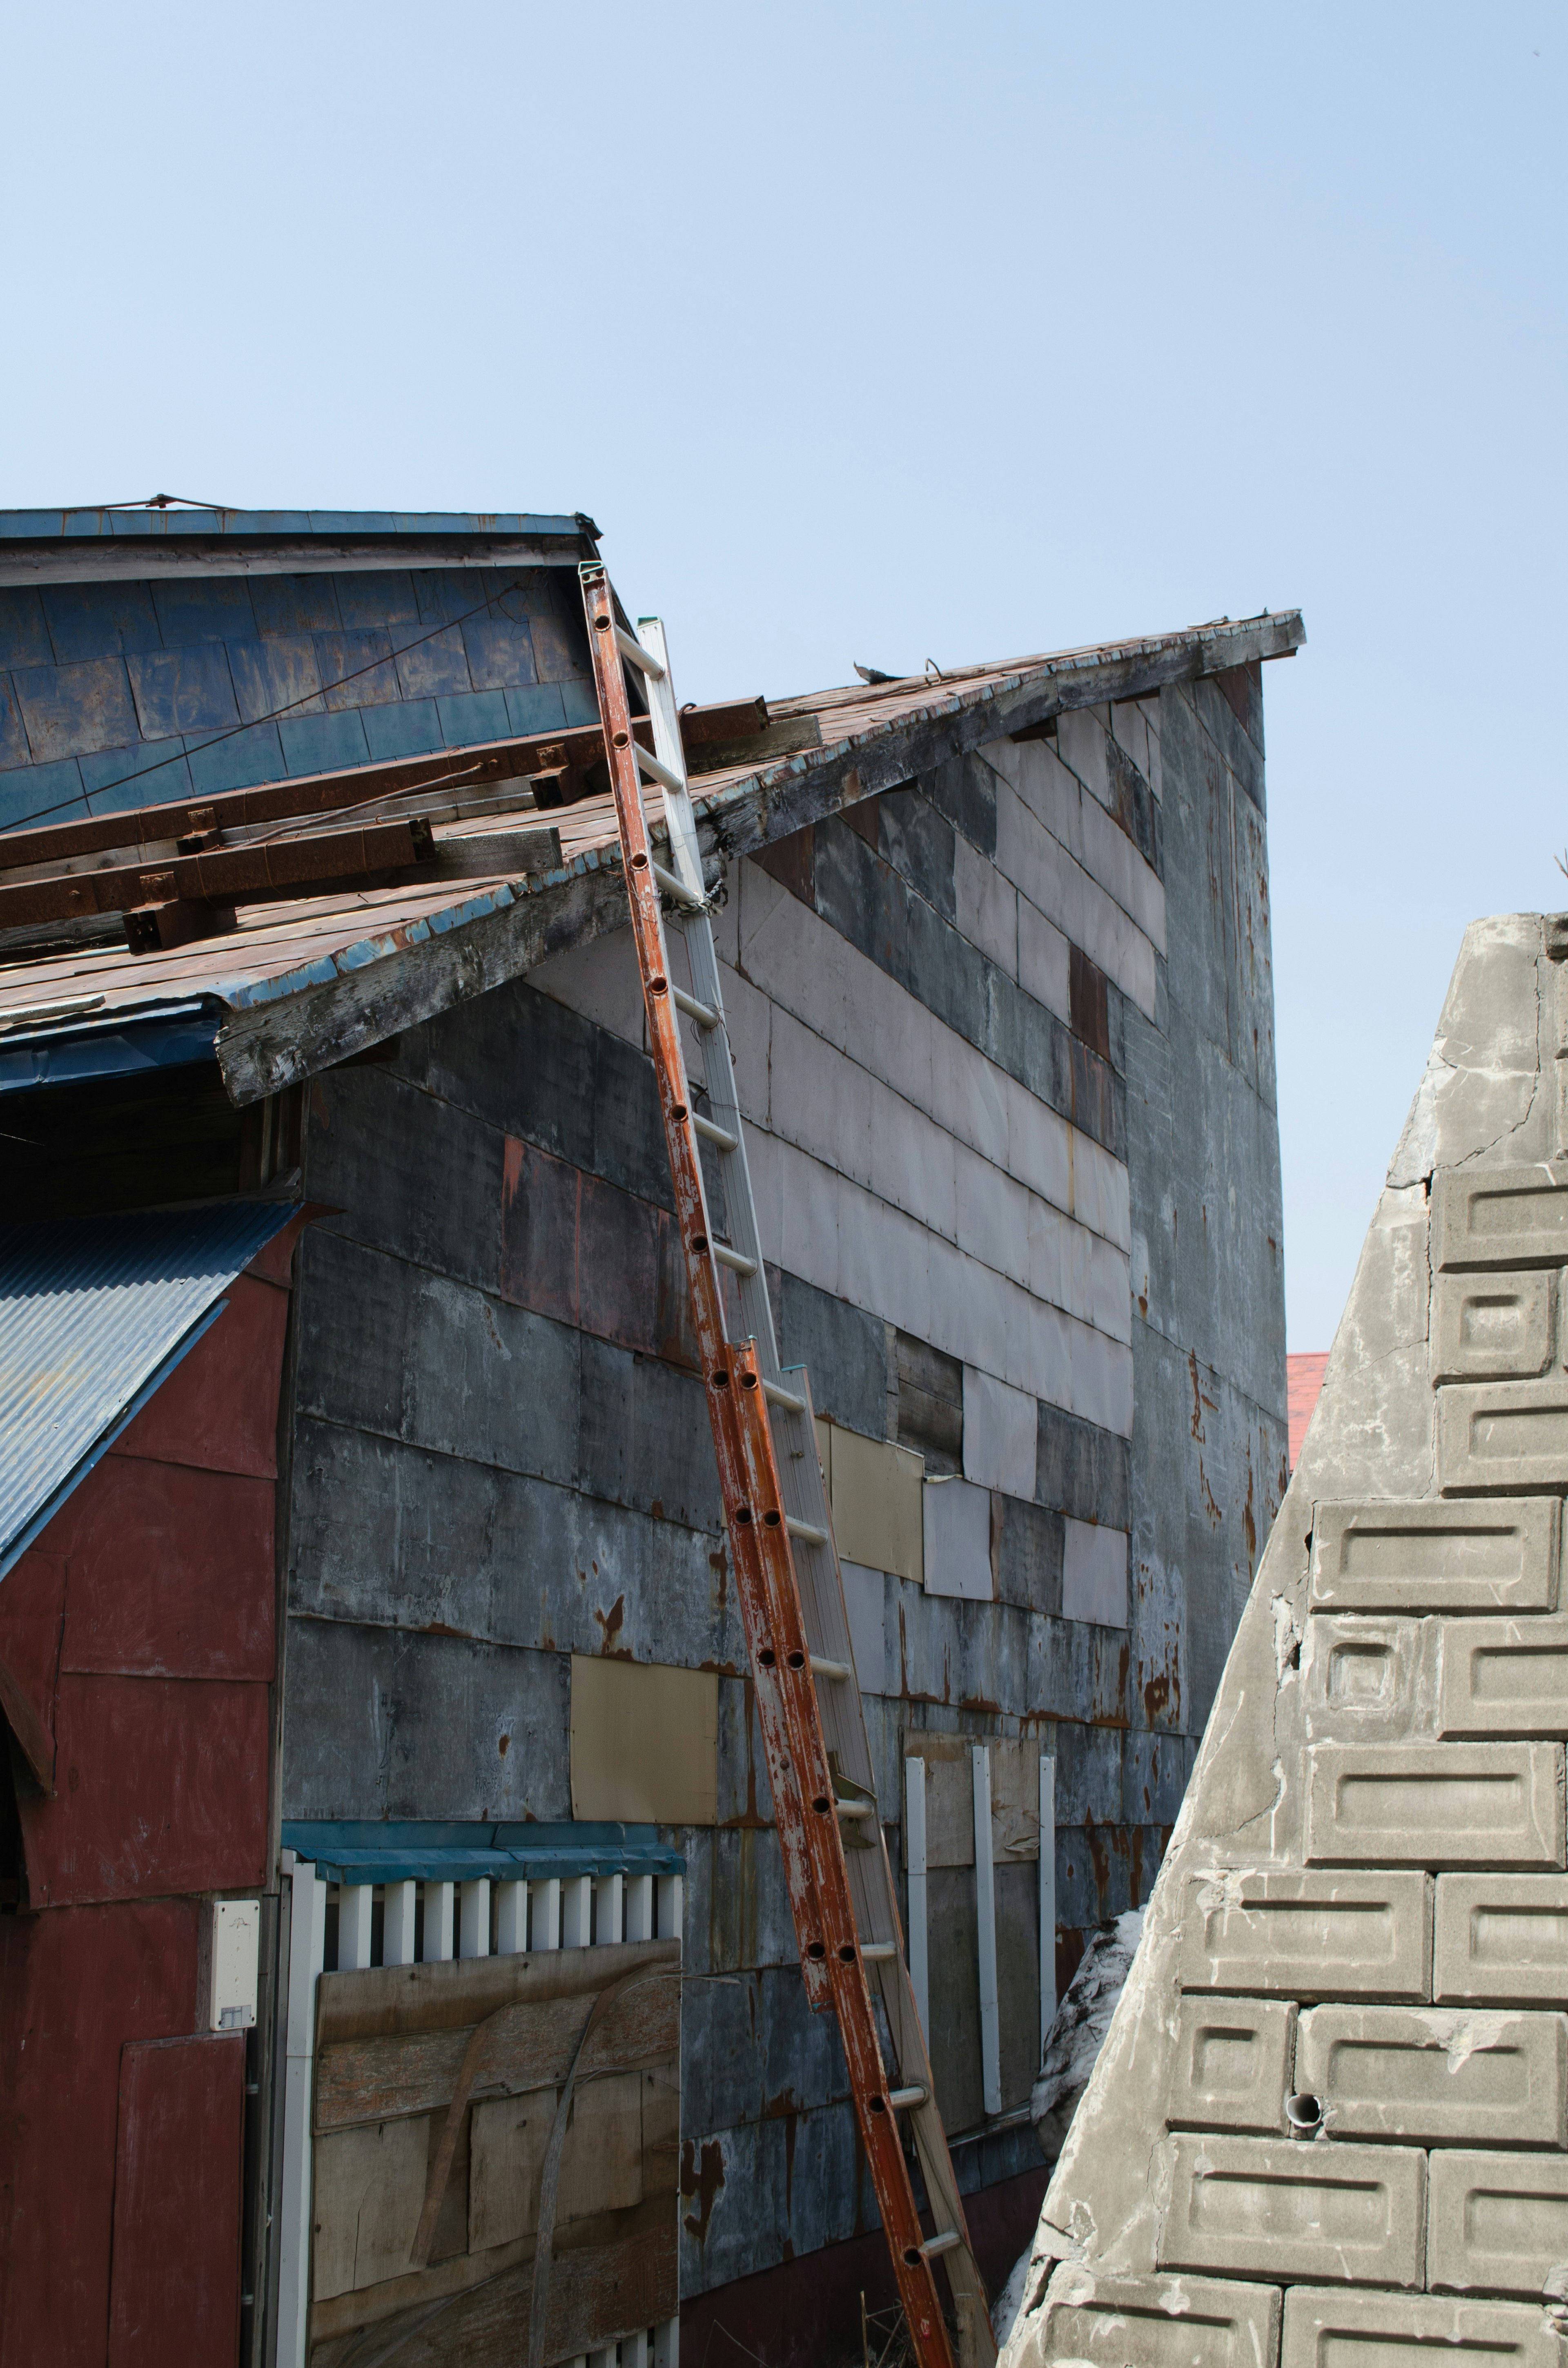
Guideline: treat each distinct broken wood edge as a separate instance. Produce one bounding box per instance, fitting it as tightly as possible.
[212,609,1302,1107]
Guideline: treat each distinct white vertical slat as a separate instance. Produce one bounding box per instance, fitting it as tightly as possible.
[338,1884,373,1971]
[1039,1753,1058,2060]
[460,1877,491,1959]
[532,1876,561,1951]
[594,1871,624,1947]
[424,1881,454,1962]
[384,1880,416,1967]
[624,1871,654,1943]
[905,1755,929,2038]
[655,1872,684,1947]
[496,1878,527,1955]
[623,2332,651,2368]
[562,1875,592,1949]
[972,1743,1001,2118]
[587,2348,617,2368]
[277,1861,326,2368]
[653,2315,681,2366]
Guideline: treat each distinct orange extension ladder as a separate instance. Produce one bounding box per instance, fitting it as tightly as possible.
[580,562,996,2368]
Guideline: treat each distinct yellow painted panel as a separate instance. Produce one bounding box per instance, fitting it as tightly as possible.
[570,1656,719,1824]
[828,1423,925,1585]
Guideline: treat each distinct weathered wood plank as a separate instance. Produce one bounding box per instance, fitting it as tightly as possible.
[315,1978,680,2134]
[308,2194,677,2362]
[317,1937,678,2045]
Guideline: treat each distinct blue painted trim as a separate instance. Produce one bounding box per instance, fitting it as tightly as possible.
[0,1001,220,1094]
[0,1300,226,1582]
[280,1817,684,1886]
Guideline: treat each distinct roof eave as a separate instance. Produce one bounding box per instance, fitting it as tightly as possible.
[213,607,1303,1105]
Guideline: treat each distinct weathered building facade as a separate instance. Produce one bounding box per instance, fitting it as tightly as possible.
[0,507,1299,2364]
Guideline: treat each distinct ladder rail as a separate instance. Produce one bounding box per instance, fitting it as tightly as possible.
[579,565,997,2368]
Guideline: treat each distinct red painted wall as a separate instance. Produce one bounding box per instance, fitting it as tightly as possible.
[0,1226,302,2368]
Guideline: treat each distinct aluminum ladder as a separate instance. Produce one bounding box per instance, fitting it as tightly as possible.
[579,562,996,2368]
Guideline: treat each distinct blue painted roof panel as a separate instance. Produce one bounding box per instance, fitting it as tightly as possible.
[281,1819,685,1885]
[0,1201,294,1567]
[0,508,589,541]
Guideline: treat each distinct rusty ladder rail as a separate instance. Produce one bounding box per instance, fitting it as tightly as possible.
[580,563,996,2368]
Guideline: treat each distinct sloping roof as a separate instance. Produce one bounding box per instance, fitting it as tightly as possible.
[0,1200,294,1576]
[0,607,1304,1106]
[1004,912,1568,2365]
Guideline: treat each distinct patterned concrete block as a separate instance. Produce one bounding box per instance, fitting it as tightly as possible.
[1434,1874,1568,2003]
[1431,1271,1554,1383]
[1178,1870,1432,2002]
[1302,1617,1425,1745]
[1310,1500,1559,1615]
[1020,2266,1281,2368]
[1432,1166,1568,1271]
[1428,2148,1568,2297]
[1166,1996,1294,2133]
[1281,2286,1560,2368]
[1439,1379,1568,1495]
[1296,2003,1567,2146]
[1438,1617,1568,1738]
[1156,2133,1426,2287]
[1306,1744,1565,1869]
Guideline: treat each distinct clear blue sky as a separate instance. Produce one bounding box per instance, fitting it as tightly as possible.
[3,3,1561,1351]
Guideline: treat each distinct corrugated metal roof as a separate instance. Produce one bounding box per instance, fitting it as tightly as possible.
[0,506,593,541]
[0,1200,294,1572]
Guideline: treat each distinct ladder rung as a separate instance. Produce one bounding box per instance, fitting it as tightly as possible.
[712,1242,758,1276]
[921,2230,962,2260]
[692,1113,737,1151]
[762,1378,806,1414]
[635,743,685,795]
[861,1942,897,1961]
[672,985,719,1029]
[889,2085,928,2109]
[810,1655,851,1681]
[651,857,703,908]
[836,1797,877,1821]
[615,625,665,680]
[786,1516,829,1547]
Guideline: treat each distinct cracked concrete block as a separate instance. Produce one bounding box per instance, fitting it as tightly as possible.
[1438,1617,1568,1738]
[1281,2286,1562,2368]
[1427,2148,1568,2297]
[1433,1167,1568,1273]
[1305,1743,1565,1869]
[1310,1499,1560,1615]
[1166,1996,1294,2133]
[1178,1871,1432,2003]
[1434,1874,1568,2004]
[1439,1379,1568,1496]
[1302,1617,1427,1746]
[1431,1271,1555,1384]
[1296,2003,1568,2147]
[1156,2132,1426,2287]
[1017,2267,1281,2368]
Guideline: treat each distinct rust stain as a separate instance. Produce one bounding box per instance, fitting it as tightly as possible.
[680,2137,726,2244]
[498,1733,510,1757]
[1187,1349,1206,1443]
[593,1593,630,1657]
[421,1620,471,1639]
[959,1692,1000,1715]
[1242,1454,1257,1564]
[1130,1826,1146,1902]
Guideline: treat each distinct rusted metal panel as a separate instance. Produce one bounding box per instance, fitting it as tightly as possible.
[116,1271,290,1479]
[107,2033,245,2367]
[0,1897,202,2363]
[53,1455,274,1679]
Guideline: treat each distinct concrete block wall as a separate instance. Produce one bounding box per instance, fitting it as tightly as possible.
[277,666,1287,2310]
[1007,911,1568,2368]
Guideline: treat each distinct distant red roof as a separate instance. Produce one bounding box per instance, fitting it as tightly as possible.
[1288,1353,1330,1468]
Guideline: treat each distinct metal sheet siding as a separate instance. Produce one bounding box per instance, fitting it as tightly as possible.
[0,1202,292,1567]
